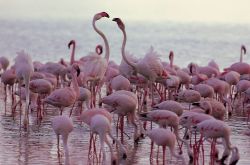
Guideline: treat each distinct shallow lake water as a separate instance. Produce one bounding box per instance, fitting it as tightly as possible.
[0,85,250,165]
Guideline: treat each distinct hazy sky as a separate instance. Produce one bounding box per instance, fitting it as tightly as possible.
[0,0,249,23]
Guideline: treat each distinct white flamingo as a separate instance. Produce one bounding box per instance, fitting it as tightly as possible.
[14,50,34,129]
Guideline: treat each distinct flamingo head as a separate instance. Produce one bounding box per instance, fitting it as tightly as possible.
[169,51,174,61]
[72,63,81,77]
[241,45,247,54]
[160,70,168,78]
[94,12,109,20]
[68,40,75,49]
[95,44,103,55]
[112,18,125,30]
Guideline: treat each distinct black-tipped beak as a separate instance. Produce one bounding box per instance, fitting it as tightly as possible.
[112,18,119,22]
[68,40,75,49]
[139,113,147,118]
[100,12,109,18]
[192,102,200,106]
[242,45,247,54]
[76,68,80,77]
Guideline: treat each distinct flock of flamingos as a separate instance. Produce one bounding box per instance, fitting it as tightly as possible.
[1,11,250,165]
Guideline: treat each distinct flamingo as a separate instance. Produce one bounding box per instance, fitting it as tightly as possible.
[110,75,130,92]
[38,61,67,86]
[139,110,179,128]
[146,128,187,165]
[29,78,53,119]
[194,119,240,164]
[52,115,73,165]
[76,87,91,114]
[140,110,193,160]
[224,45,250,75]
[101,90,143,142]
[79,109,127,164]
[222,71,240,99]
[44,64,80,115]
[79,12,110,107]
[163,51,178,75]
[112,17,167,106]
[1,68,16,114]
[189,63,208,85]
[14,50,34,129]
[204,77,230,101]
[177,89,201,109]
[153,100,184,116]
[193,83,215,99]
[190,63,219,78]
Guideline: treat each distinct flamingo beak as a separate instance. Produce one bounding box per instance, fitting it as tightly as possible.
[76,67,80,77]
[100,12,109,18]
[242,45,247,54]
[68,40,75,49]
[162,70,168,78]
[112,18,119,22]
[96,45,103,55]
[192,102,200,106]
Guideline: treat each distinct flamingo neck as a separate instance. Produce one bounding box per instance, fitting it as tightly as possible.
[174,127,193,160]
[240,49,243,63]
[71,69,80,98]
[121,29,137,73]
[92,19,109,62]
[70,43,75,65]
[170,146,186,165]
[170,57,173,69]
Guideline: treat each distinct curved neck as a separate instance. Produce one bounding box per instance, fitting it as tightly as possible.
[70,43,75,65]
[174,126,193,160]
[92,19,109,62]
[121,28,137,72]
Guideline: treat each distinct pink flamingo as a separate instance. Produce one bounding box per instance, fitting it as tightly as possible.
[195,119,240,164]
[110,75,130,91]
[146,128,187,165]
[164,51,178,75]
[1,68,16,114]
[76,87,91,114]
[177,89,201,109]
[189,63,208,85]
[193,83,215,99]
[14,50,34,129]
[204,77,230,101]
[79,12,110,107]
[222,71,240,99]
[224,45,250,75]
[79,109,127,164]
[101,90,143,142]
[44,64,80,115]
[153,100,184,116]
[140,110,193,161]
[29,78,53,119]
[113,17,167,106]
[52,115,73,165]
[38,61,67,86]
